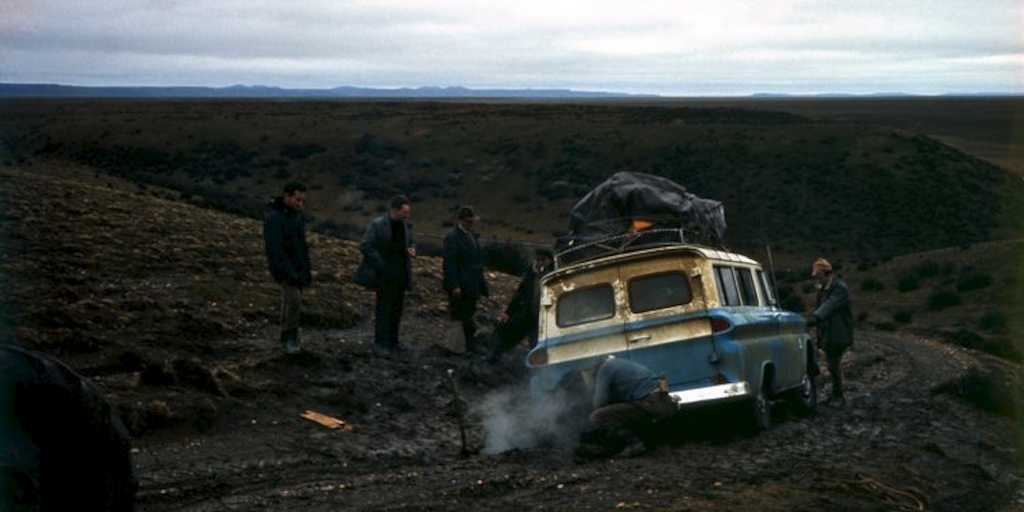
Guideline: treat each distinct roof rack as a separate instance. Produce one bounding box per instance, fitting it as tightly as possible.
[554,228,693,267]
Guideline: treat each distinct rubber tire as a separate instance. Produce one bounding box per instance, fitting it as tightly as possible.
[751,379,772,432]
[787,370,818,416]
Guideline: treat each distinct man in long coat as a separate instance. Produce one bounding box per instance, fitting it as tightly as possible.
[443,205,488,351]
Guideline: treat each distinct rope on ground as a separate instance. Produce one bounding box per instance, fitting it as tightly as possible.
[847,471,928,511]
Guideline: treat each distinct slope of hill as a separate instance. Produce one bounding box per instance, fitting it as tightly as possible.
[2,99,1022,267]
[0,162,1020,512]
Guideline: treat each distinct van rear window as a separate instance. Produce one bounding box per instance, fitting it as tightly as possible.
[557,284,615,327]
[629,272,692,313]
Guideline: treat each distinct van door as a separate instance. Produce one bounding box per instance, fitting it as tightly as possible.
[540,265,627,365]
[623,256,718,390]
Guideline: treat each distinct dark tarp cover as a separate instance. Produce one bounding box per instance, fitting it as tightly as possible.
[561,172,726,249]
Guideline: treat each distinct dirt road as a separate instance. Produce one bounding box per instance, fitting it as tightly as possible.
[126,321,1021,512]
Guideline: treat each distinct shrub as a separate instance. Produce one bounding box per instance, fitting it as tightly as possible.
[856,260,877,271]
[897,273,920,292]
[280,143,327,160]
[778,292,802,311]
[893,310,914,323]
[481,239,528,276]
[861,278,885,291]
[926,288,962,311]
[956,272,993,292]
[916,260,940,279]
[978,311,1007,333]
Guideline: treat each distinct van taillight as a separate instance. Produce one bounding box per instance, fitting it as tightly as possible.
[527,348,548,366]
[710,317,732,333]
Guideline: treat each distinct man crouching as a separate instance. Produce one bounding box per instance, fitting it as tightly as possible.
[562,357,678,460]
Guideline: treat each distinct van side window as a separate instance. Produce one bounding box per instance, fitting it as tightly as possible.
[737,267,759,306]
[756,269,776,306]
[629,272,692,313]
[556,284,616,327]
[715,266,741,306]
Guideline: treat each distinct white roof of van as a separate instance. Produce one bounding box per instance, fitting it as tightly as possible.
[551,243,760,277]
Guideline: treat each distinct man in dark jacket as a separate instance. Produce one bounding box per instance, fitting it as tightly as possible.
[487,247,554,364]
[355,195,416,355]
[263,182,311,354]
[0,344,137,511]
[807,258,854,407]
[567,357,678,460]
[443,206,489,351]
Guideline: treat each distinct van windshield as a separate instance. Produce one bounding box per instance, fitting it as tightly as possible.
[557,284,615,327]
[629,272,692,313]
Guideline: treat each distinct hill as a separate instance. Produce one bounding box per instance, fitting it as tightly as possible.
[1,98,1022,268]
[0,158,1020,512]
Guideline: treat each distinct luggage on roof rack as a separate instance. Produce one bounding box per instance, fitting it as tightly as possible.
[555,172,726,265]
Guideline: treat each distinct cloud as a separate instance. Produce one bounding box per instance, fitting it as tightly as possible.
[1,0,1021,94]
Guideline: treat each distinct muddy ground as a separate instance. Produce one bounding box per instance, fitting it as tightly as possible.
[124,326,1021,512]
[1,165,1021,511]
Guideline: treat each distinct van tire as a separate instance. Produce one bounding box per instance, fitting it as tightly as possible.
[750,378,772,432]
[786,370,818,416]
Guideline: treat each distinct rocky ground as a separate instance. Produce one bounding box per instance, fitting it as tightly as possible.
[1,164,1021,511]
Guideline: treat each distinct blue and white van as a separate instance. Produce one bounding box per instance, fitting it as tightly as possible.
[526,230,816,430]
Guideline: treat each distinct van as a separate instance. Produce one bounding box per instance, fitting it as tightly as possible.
[526,230,816,430]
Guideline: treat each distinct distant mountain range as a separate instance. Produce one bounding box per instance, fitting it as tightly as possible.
[2,83,1019,99]
[0,83,651,99]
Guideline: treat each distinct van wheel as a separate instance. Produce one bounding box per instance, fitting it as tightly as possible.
[750,379,772,432]
[787,371,818,416]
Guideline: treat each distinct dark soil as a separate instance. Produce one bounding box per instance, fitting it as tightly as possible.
[1,165,1021,511]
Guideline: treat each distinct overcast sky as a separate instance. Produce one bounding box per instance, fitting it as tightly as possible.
[1,0,1021,96]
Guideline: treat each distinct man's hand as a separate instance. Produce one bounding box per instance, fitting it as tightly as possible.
[451,287,463,298]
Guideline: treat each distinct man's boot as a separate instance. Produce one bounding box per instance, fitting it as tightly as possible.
[823,391,845,408]
[281,329,300,355]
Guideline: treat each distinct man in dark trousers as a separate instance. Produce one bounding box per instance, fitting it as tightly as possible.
[263,182,311,355]
[356,195,416,356]
[0,344,137,511]
[568,357,678,460]
[443,205,489,351]
[807,257,854,407]
[487,247,554,364]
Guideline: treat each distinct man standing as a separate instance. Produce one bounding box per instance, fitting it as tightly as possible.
[487,247,554,364]
[569,357,678,460]
[263,182,311,355]
[356,195,415,355]
[808,257,854,407]
[443,206,488,351]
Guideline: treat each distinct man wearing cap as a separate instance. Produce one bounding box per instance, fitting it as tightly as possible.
[443,206,489,351]
[807,258,854,407]
[487,247,554,363]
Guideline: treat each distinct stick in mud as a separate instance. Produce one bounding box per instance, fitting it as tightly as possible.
[447,368,469,455]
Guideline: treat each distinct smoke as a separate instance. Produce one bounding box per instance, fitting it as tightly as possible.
[477,384,590,455]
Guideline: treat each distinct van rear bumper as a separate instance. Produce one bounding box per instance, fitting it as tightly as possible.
[669,381,750,407]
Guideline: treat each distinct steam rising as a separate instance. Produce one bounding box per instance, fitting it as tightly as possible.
[478,385,588,455]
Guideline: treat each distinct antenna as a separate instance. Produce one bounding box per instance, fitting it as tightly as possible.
[765,245,781,309]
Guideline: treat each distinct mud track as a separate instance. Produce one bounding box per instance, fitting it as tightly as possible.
[124,322,1021,512]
